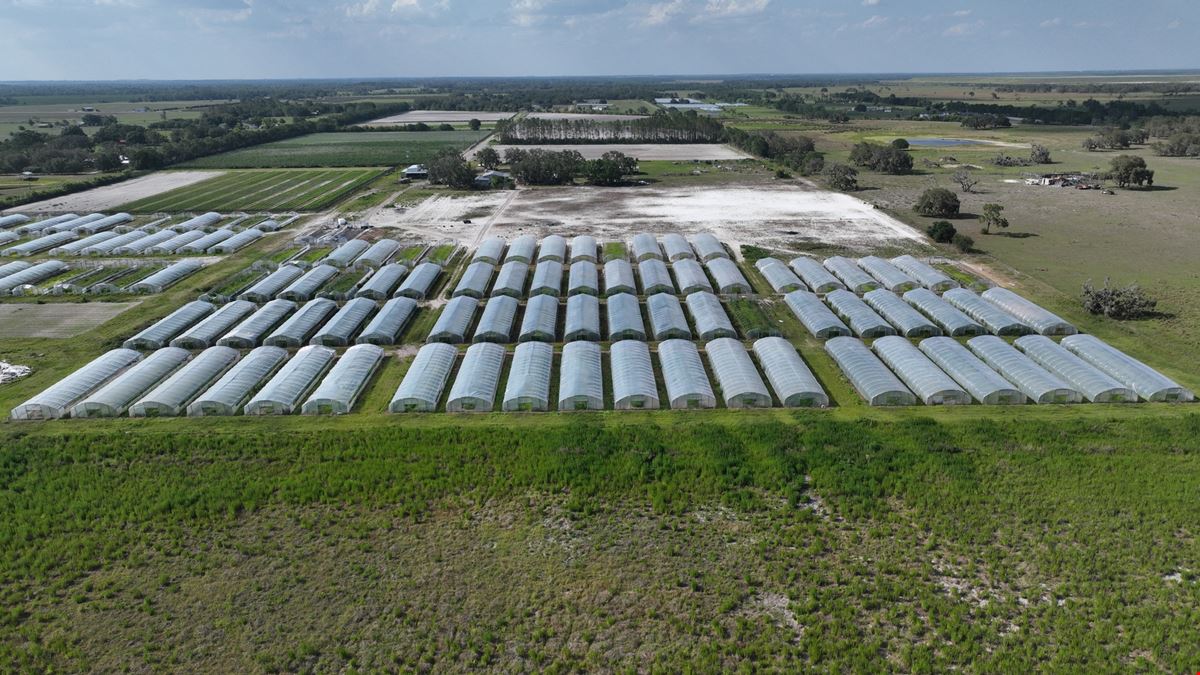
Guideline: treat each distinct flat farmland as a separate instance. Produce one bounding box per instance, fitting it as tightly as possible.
[118,168,382,212]
[179,131,488,169]
[0,302,139,338]
[481,143,751,160]
[363,110,514,125]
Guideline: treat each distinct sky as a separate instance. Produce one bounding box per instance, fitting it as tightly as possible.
[1,0,1198,80]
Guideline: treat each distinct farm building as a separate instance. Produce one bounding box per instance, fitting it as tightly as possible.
[530,260,563,296]
[278,264,338,301]
[606,293,646,341]
[172,212,222,232]
[357,296,418,345]
[325,239,370,268]
[505,234,537,264]
[570,235,598,263]
[538,234,566,263]
[187,346,288,416]
[428,296,478,344]
[128,259,203,294]
[11,348,143,420]
[872,336,970,405]
[256,219,282,233]
[783,290,850,339]
[453,261,495,298]
[823,256,879,294]
[1013,335,1135,403]
[311,297,376,346]
[981,288,1077,336]
[610,340,659,410]
[752,337,827,407]
[564,293,601,341]
[492,260,529,298]
[689,233,728,262]
[473,296,518,343]
[637,259,674,295]
[518,294,558,342]
[858,256,918,293]
[902,288,984,336]
[660,233,694,262]
[503,342,553,411]
[824,337,916,406]
[209,228,262,254]
[0,260,67,295]
[658,339,716,409]
[473,237,507,265]
[1061,334,1193,402]
[672,259,713,295]
[967,336,1082,404]
[647,293,691,340]
[239,264,304,302]
[355,263,408,300]
[943,288,1031,336]
[706,258,751,295]
[789,257,845,294]
[603,259,636,296]
[170,300,257,349]
[263,298,337,348]
[124,300,215,350]
[179,228,234,253]
[130,346,239,417]
[4,230,77,257]
[301,343,384,415]
[390,342,457,413]
[825,289,895,338]
[863,289,940,338]
[446,342,505,412]
[148,230,206,254]
[403,164,428,179]
[754,258,804,294]
[631,233,662,262]
[706,338,771,408]
[243,345,336,415]
[71,347,191,418]
[568,261,599,296]
[684,291,737,340]
[218,299,296,348]
[355,239,400,269]
[919,337,1026,405]
[51,231,120,256]
[558,341,603,411]
[890,255,958,292]
[395,261,440,299]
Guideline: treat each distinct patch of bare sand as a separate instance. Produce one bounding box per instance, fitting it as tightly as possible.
[6,171,224,214]
[364,110,514,125]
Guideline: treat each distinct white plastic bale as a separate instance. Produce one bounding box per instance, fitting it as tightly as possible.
[858,256,919,293]
[783,290,850,339]
[503,342,553,411]
[872,335,970,405]
[355,263,408,300]
[605,293,645,341]
[630,233,662,262]
[689,233,728,261]
[453,261,495,298]
[569,235,597,263]
[311,297,376,346]
[825,289,895,338]
[638,259,673,295]
[537,235,566,262]
[357,296,418,345]
[658,339,716,409]
[824,336,916,406]
[685,291,737,340]
[660,233,694,261]
[863,289,940,338]
[428,296,478,344]
[279,264,338,301]
[11,348,143,420]
[491,261,528,298]
[967,335,1082,404]
[902,288,984,336]
[568,261,599,296]
[530,260,563,296]
[130,346,239,417]
[943,288,1031,336]
[603,259,636,296]
[325,239,370,268]
[123,300,215,350]
[264,298,338,348]
[473,237,507,265]
[473,296,518,343]
[356,239,400,269]
[128,259,203,294]
[610,340,659,410]
[754,258,805,293]
[564,294,601,342]
[72,348,191,417]
[705,338,771,408]
[672,259,713,295]
[789,257,845,294]
[505,234,537,264]
[918,336,1026,405]
[706,258,752,295]
[244,345,336,415]
[170,300,257,349]
[647,293,691,340]
[188,346,288,416]
[239,264,303,302]
[1061,334,1193,402]
[823,256,879,294]
[1013,335,1135,403]
[0,260,67,294]
[558,341,603,411]
[981,287,1077,336]
[518,294,558,342]
[390,343,457,412]
[752,337,827,407]
[218,299,296,348]
[446,342,506,412]
[395,262,441,299]
[301,343,384,415]
[890,255,958,292]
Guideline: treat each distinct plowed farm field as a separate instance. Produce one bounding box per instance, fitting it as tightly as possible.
[118,168,383,213]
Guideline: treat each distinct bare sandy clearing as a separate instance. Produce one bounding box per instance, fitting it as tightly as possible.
[485,144,751,161]
[364,110,515,125]
[6,171,224,214]
[0,302,139,338]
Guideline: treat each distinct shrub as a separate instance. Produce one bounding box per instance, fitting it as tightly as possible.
[926,220,957,243]
[952,233,974,253]
[849,142,913,174]
[1081,278,1158,319]
[891,138,910,149]
[823,163,858,191]
[1108,155,1155,188]
[914,188,960,217]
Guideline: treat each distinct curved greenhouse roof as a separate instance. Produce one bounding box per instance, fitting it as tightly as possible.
[647,293,691,341]
[188,346,287,416]
[863,289,940,338]
[754,258,804,294]
[311,297,376,346]
[217,299,296,348]
[568,261,599,296]
[943,288,1030,336]
[706,338,771,408]
[15,213,76,235]
[570,235,597,263]
[210,228,262,254]
[453,261,495,298]
[606,293,645,341]
[518,294,558,342]
[902,288,984,336]
[789,257,845,294]
[446,342,505,412]
[130,346,239,417]
[689,233,727,262]
[1061,334,1193,402]
[128,259,203,294]
[919,336,1025,405]
[278,264,338,301]
[51,230,120,256]
[783,290,849,339]
[245,345,336,415]
[558,341,603,411]
[357,296,417,345]
[80,228,149,255]
[473,296,518,343]
[538,234,566,262]
[0,260,32,281]
[46,213,106,234]
[660,233,694,262]
[858,256,918,293]
[148,229,206,254]
[610,340,658,410]
[491,261,528,298]
[172,212,222,232]
[114,229,178,255]
[890,255,958,292]
[395,262,441,299]
[325,239,370,268]
[239,264,303,303]
[170,300,256,349]
[685,291,737,341]
[4,230,77,256]
[825,289,895,338]
[1013,335,1135,403]
[672,259,712,295]
[637,258,673,295]
[967,335,1082,404]
[530,260,563,296]
[872,335,969,405]
[355,238,400,269]
[981,287,1077,336]
[631,233,662,262]
[71,347,190,418]
[564,293,601,342]
[74,212,132,235]
[428,296,478,344]
[264,298,337,348]
[752,337,827,407]
[658,339,715,409]
[355,263,408,301]
[390,342,457,412]
[124,300,214,350]
[179,228,234,253]
[12,348,142,420]
[505,234,537,264]
[706,258,751,295]
[0,214,30,228]
[473,236,507,265]
[823,256,879,294]
[825,336,915,406]
[301,343,384,415]
[0,260,67,294]
[603,259,636,296]
[503,341,552,411]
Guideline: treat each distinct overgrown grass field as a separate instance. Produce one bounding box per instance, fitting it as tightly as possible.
[178,130,488,169]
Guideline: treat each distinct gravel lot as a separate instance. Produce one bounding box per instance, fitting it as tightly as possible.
[5,171,224,214]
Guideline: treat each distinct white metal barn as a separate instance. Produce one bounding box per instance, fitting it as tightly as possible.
[967,335,1082,404]
[325,239,370,268]
[357,296,418,345]
[789,257,845,294]
[647,293,691,340]
[783,290,850,339]
[890,255,958,292]
[311,297,376,346]
[606,293,646,341]
[446,342,506,412]
[72,347,191,418]
[658,339,716,409]
[518,294,558,342]
[570,235,598,263]
[301,344,384,415]
[428,296,478,344]
[538,235,567,263]
[825,289,896,338]
[243,345,336,415]
[219,299,296,348]
[824,336,916,406]
[453,261,495,298]
[901,288,984,336]
[610,340,659,410]
[558,341,603,411]
[1014,335,1135,403]
[752,337,827,407]
[395,262,441,300]
[564,294,601,341]
[863,289,940,338]
[981,288,1077,336]
[672,259,713,295]
[706,258,752,295]
[239,264,304,303]
[473,296,519,343]
[491,261,529,298]
[188,346,288,416]
[857,256,918,293]
[1061,334,1193,402]
[660,233,694,262]
[603,259,637,296]
[264,298,338,348]
[568,261,599,296]
[823,256,879,294]
[473,237,507,265]
[918,336,1026,405]
[705,338,771,408]
[11,348,142,420]
[638,259,674,295]
[943,288,1031,336]
[631,233,662,262]
[355,239,400,269]
[170,300,257,349]
[278,264,338,301]
[530,260,564,296]
[128,260,203,294]
[754,258,805,293]
[356,263,409,300]
[390,342,457,412]
[130,346,240,417]
[124,300,215,350]
[503,342,553,411]
[685,291,737,341]
[689,233,728,262]
[871,335,970,405]
[505,234,537,264]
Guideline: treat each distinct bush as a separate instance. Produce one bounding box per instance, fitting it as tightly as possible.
[926,220,957,243]
[914,188,960,217]
[1108,155,1155,188]
[1082,278,1158,319]
[823,163,858,191]
[849,142,913,174]
[952,233,974,253]
[891,138,909,149]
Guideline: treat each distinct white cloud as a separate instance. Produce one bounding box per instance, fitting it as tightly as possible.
[1167,19,1181,29]
[1039,17,1061,28]
[943,20,982,37]
[951,9,970,17]
[858,14,887,28]
[700,0,770,19]
[642,0,685,26]
[182,0,253,28]
[862,0,879,5]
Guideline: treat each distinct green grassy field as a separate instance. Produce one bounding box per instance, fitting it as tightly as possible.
[118,168,383,212]
[178,130,488,169]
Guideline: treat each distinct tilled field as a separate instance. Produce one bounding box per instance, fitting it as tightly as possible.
[118,168,383,213]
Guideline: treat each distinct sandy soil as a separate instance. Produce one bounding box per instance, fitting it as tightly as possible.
[5,171,224,214]
[0,302,140,338]
[485,144,751,161]
[363,110,515,125]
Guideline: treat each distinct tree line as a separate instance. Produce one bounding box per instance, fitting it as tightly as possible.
[495,110,725,144]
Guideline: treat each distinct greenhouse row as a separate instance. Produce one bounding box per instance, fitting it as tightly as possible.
[1,213,276,259]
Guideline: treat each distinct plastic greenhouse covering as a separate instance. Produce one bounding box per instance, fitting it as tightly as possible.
[255,219,282,233]
[473,237,507,265]
[647,293,691,340]
[823,256,879,294]
[825,289,895,338]
[754,258,805,293]
[706,258,751,295]
[11,348,142,420]
[890,255,958,292]
[568,261,599,296]
[16,213,75,235]
[603,259,636,296]
[124,300,214,349]
[170,300,256,349]
[148,229,206,254]
[967,335,1082,404]
[518,294,558,342]
[0,260,32,280]
[491,261,528,298]
[180,228,234,253]
[660,233,694,261]
[503,342,553,411]
[530,260,563,296]
[4,230,76,256]
[505,234,537,264]
[311,297,376,346]
[356,263,408,300]
[390,342,457,412]
[210,228,262,254]
[558,341,603,410]
[395,262,441,299]
[863,289,940,338]
[446,342,505,412]
[44,213,104,233]
[188,346,287,416]
[264,298,337,347]
[218,299,296,348]
[279,264,338,301]
[689,233,727,261]
[606,293,646,341]
[706,338,771,408]
[871,336,970,405]
[80,229,148,255]
[245,345,336,415]
[902,288,984,336]
[637,259,674,295]
[0,260,67,294]
[356,239,400,268]
[564,293,601,341]
[1061,334,1193,402]
[943,288,1030,335]
[538,234,566,262]
[918,336,1026,405]
[428,296,478,343]
[325,239,370,268]
[0,231,16,246]
[130,346,239,417]
[658,339,716,409]
[672,259,713,295]
[301,343,384,415]
[685,291,737,340]
[453,261,495,298]
[172,212,222,232]
[858,256,918,293]
[240,264,303,302]
[783,290,850,339]
[129,259,203,293]
[473,296,518,343]
[570,235,598,262]
[51,231,119,255]
[71,348,190,417]
[77,212,132,234]
[114,229,178,255]
[631,233,662,261]
[0,214,29,228]
[610,340,659,410]
[981,287,1077,336]
[824,337,915,406]
[1013,335,1135,403]
[752,337,827,407]
[357,296,418,345]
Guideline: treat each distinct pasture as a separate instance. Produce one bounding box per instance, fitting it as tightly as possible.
[118,168,383,212]
[179,130,488,169]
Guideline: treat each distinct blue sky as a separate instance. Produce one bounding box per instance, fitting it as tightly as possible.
[2,0,1197,80]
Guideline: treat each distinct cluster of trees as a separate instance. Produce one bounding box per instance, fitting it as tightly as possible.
[1081,278,1158,320]
[584,151,639,185]
[496,110,724,144]
[427,149,476,189]
[926,220,973,252]
[1081,127,1148,151]
[990,143,1052,168]
[504,148,584,185]
[725,129,825,175]
[960,114,1011,129]
[346,122,460,133]
[913,188,960,217]
[1107,155,1155,188]
[848,142,913,174]
[822,164,858,191]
